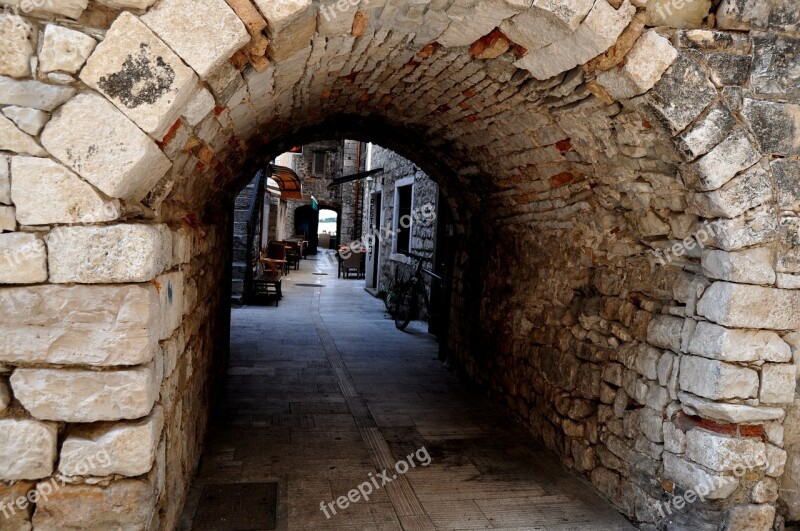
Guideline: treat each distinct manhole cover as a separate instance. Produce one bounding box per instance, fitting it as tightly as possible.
[312,272,328,276]
[294,283,325,287]
[192,482,277,530]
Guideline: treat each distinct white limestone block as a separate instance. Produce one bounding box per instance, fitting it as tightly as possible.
[697,282,800,330]
[679,355,758,400]
[0,155,9,204]
[0,205,14,232]
[679,391,785,424]
[0,114,47,156]
[1,106,49,135]
[0,232,47,284]
[0,14,33,78]
[2,0,88,19]
[182,86,216,126]
[438,0,523,48]
[40,92,172,202]
[689,321,791,363]
[663,451,739,499]
[0,76,76,110]
[80,12,198,139]
[681,129,761,192]
[760,364,797,404]
[515,0,636,80]
[38,24,97,75]
[0,282,172,366]
[142,0,250,78]
[0,419,57,480]
[596,29,678,100]
[502,0,594,52]
[11,156,120,225]
[60,406,163,477]
[95,0,157,8]
[686,428,765,472]
[10,365,159,422]
[701,247,776,285]
[46,223,172,284]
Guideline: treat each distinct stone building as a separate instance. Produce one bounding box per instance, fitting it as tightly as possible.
[0,0,798,529]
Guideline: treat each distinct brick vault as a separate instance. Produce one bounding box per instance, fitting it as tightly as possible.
[0,0,798,529]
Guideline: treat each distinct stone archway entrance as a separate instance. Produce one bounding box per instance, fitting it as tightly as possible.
[0,0,798,529]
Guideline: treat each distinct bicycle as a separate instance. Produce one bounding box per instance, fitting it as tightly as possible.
[392,252,442,331]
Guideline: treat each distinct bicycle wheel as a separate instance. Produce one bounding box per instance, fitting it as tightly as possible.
[393,281,414,330]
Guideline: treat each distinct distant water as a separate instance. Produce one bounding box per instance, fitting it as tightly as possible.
[318,221,337,235]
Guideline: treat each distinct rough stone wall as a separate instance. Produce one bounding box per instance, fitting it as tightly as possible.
[0,0,797,529]
[367,144,439,298]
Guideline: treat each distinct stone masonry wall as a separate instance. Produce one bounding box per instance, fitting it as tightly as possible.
[0,0,797,529]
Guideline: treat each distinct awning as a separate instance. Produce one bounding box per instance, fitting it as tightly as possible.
[268,164,303,199]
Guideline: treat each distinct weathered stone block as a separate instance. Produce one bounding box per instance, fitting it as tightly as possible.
[0,481,34,529]
[515,0,636,80]
[644,55,717,134]
[686,428,765,473]
[0,419,57,480]
[663,451,739,499]
[0,114,47,157]
[0,233,47,284]
[0,280,178,366]
[142,0,249,78]
[96,0,157,9]
[2,0,88,19]
[647,314,683,352]
[32,479,156,529]
[2,106,49,136]
[183,86,215,126]
[0,155,9,205]
[0,14,33,78]
[706,205,777,251]
[760,364,796,404]
[689,321,790,363]
[0,380,9,411]
[501,0,586,52]
[750,33,800,99]
[702,247,776,285]
[41,93,172,201]
[697,281,800,330]
[60,406,163,477]
[774,158,800,212]
[596,29,677,100]
[11,365,158,422]
[681,129,760,192]
[0,205,14,232]
[0,76,76,111]
[438,0,525,48]
[679,355,758,400]
[743,98,800,156]
[646,0,711,28]
[725,504,776,531]
[47,224,172,284]
[11,156,120,225]
[39,24,96,75]
[688,165,772,218]
[679,391,785,423]
[717,0,799,33]
[80,12,198,139]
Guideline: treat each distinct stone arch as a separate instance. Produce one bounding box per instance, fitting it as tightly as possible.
[0,0,797,529]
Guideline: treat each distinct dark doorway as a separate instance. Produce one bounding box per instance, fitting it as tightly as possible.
[294,205,319,254]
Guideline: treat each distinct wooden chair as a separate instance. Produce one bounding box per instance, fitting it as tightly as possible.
[266,241,289,276]
[281,240,301,271]
[254,254,282,306]
[339,249,363,279]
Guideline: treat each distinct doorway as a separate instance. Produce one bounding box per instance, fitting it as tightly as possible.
[294,204,319,254]
[317,209,338,250]
[365,191,382,290]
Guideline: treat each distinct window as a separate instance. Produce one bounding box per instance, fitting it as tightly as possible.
[394,182,413,255]
[312,152,326,176]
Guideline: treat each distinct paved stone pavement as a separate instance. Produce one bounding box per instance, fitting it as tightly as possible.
[179,252,636,531]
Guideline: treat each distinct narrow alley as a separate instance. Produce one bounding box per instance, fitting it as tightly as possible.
[179,254,635,530]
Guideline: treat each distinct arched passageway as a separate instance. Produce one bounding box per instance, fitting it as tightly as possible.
[0,0,797,529]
